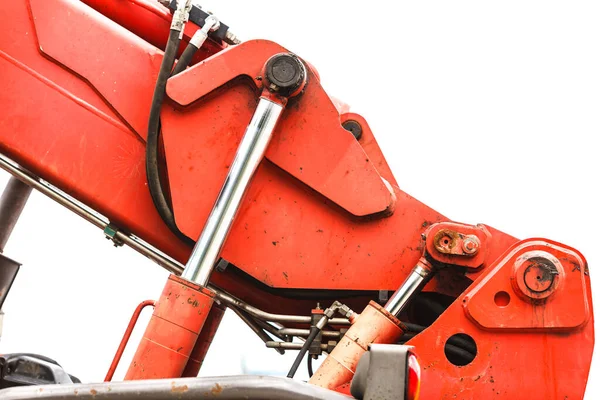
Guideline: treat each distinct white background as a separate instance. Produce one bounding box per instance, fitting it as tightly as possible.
[1,0,598,398]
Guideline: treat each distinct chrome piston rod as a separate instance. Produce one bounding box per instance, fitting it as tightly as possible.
[181,98,284,286]
[384,257,435,316]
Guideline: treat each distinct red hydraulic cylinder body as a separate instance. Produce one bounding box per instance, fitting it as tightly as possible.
[125,275,215,380]
[309,301,406,390]
[182,303,226,377]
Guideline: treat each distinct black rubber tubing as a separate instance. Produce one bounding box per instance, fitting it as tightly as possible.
[287,326,321,378]
[145,29,195,245]
[171,42,199,76]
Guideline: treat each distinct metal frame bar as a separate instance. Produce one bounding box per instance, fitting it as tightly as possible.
[104,300,155,382]
[0,375,351,400]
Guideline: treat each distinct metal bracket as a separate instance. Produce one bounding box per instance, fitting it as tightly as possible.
[103,224,124,247]
[351,344,413,400]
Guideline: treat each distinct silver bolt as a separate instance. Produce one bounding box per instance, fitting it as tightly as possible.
[462,237,480,254]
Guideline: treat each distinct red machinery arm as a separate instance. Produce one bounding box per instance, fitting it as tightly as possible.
[0,0,593,398]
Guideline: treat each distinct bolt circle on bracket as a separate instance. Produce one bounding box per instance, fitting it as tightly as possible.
[512,251,563,300]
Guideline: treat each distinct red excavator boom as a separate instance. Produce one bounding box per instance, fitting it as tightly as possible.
[0,1,594,399]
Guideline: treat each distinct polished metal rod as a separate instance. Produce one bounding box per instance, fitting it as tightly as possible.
[213,289,350,325]
[182,98,284,286]
[213,288,312,323]
[278,328,341,338]
[266,341,328,351]
[251,317,288,341]
[229,306,285,355]
[384,259,434,316]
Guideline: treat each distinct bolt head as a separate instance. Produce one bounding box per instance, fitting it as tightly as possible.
[462,237,479,254]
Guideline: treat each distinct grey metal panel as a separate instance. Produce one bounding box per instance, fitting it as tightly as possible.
[0,254,20,310]
[350,344,411,400]
[0,375,353,400]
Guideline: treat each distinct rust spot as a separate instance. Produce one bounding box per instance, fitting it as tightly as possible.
[187,297,200,307]
[272,241,278,246]
[90,389,98,396]
[433,229,459,253]
[171,383,189,393]
[211,383,223,395]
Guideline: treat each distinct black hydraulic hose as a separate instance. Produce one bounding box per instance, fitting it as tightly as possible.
[307,355,314,378]
[171,42,199,76]
[146,29,194,245]
[287,326,320,378]
[403,322,426,333]
[447,335,477,355]
[399,333,474,363]
[444,343,475,362]
[400,323,477,356]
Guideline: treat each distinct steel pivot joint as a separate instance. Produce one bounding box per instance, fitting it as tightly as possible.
[264,53,307,98]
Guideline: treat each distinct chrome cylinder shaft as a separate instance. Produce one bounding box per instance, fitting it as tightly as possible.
[181,98,284,286]
[384,258,434,317]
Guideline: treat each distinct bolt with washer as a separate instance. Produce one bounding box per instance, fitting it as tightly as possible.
[462,237,480,254]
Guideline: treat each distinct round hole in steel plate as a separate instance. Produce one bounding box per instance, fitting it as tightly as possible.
[494,291,511,307]
[444,333,477,367]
